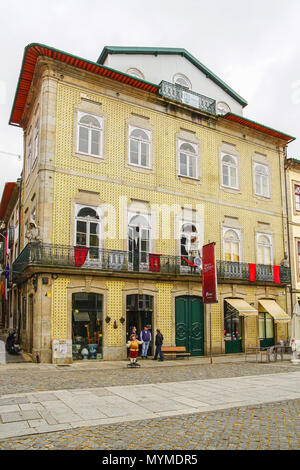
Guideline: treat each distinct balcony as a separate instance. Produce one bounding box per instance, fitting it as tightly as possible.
[12,243,291,285]
[159,81,216,115]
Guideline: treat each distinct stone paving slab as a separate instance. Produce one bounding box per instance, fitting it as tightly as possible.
[0,370,299,440]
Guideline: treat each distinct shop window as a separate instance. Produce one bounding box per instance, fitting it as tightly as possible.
[72,293,103,360]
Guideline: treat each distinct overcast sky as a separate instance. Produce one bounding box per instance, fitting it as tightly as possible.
[1,0,300,196]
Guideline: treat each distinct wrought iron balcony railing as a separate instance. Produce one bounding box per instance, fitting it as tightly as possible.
[12,243,291,285]
[159,81,216,114]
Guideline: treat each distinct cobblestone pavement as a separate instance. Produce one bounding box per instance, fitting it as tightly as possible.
[0,361,298,395]
[0,399,299,450]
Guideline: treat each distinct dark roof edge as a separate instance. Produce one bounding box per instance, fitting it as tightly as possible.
[98,46,248,108]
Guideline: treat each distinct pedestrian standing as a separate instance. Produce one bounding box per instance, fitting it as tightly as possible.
[140,325,151,359]
[153,329,164,361]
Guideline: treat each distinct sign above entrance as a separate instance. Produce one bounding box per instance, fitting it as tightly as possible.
[202,242,218,304]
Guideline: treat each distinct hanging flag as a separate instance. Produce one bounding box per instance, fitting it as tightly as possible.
[74,246,89,267]
[273,265,280,284]
[249,263,256,282]
[202,242,218,304]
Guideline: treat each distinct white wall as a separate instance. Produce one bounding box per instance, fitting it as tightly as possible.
[104,53,245,115]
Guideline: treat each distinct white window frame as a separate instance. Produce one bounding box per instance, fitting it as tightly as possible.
[77,111,104,158]
[25,139,32,182]
[295,184,300,212]
[173,73,192,90]
[128,212,152,269]
[128,126,152,169]
[178,139,199,179]
[256,233,273,265]
[223,227,242,262]
[32,119,39,164]
[221,152,239,189]
[254,162,270,197]
[74,204,102,262]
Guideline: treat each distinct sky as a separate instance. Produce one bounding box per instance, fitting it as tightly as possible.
[1,0,300,196]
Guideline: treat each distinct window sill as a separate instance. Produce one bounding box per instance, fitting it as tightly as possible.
[254,193,271,201]
[220,185,241,194]
[178,175,201,185]
[74,152,106,164]
[125,163,154,174]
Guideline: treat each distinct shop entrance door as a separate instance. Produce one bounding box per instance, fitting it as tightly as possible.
[259,312,275,348]
[175,296,204,356]
[72,293,103,360]
[224,300,243,354]
[126,294,153,354]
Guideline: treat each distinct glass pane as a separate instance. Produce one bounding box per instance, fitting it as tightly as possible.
[77,207,98,219]
[255,175,261,194]
[79,126,89,153]
[259,315,265,338]
[222,165,229,185]
[265,316,274,338]
[180,153,187,175]
[89,234,99,248]
[141,142,149,167]
[80,115,101,127]
[77,221,86,233]
[180,143,195,153]
[223,155,235,164]
[232,242,239,262]
[90,223,99,235]
[130,129,149,140]
[76,233,86,246]
[189,155,197,177]
[130,140,139,164]
[230,167,237,187]
[91,129,100,155]
[264,247,271,265]
[262,176,269,196]
[89,247,99,259]
[257,245,264,264]
[225,241,231,261]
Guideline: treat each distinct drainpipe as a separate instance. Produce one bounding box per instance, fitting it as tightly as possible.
[16,177,22,343]
[283,148,294,336]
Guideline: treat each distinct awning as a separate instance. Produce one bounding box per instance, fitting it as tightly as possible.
[258,299,290,323]
[226,299,258,317]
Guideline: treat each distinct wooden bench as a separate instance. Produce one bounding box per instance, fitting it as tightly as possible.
[161,346,191,359]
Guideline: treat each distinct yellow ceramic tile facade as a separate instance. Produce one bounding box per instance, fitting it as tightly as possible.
[155,283,174,345]
[51,277,70,340]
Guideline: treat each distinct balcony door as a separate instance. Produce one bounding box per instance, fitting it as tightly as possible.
[75,205,101,264]
[128,214,150,271]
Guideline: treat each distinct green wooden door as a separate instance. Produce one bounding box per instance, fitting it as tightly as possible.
[175,296,204,356]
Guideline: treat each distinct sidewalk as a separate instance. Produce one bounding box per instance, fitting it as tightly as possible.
[0,370,299,440]
[0,351,294,371]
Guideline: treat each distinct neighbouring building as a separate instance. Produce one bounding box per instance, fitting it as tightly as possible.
[285,158,300,310]
[6,43,293,363]
[0,181,21,331]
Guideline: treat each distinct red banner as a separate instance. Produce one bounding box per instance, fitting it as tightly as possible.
[74,246,89,267]
[273,265,280,284]
[202,243,218,304]
[249,263,256,282]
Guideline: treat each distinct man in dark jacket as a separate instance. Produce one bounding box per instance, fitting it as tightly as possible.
[153,329,164,361]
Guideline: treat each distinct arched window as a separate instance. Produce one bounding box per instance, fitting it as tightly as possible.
[77,112,103,157]
[224,229,240,262]
[75,205,101,260]
[257,234,272,265]
[126,68,145,80]
[179,141,198,178]
[180,223,199,259]
[129,127,151,168]
[222,153,238,189]
[254,163,270,197]
[173,74,191,90]
[128,214,151,267]
[217,102,231,115]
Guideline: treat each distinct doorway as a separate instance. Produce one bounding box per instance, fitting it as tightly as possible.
[126,294,153,354]
[175,296,204,356]
[259,312,274,348]
[224,300,243,353]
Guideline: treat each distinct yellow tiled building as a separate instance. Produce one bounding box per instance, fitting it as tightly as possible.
[9,44,292,363]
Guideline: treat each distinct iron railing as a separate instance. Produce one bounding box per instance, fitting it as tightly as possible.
[159,81,216,114]
[12,243,291,284]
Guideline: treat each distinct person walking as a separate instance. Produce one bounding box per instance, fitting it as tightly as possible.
[153,329,164,361]
[140,325,151,359]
